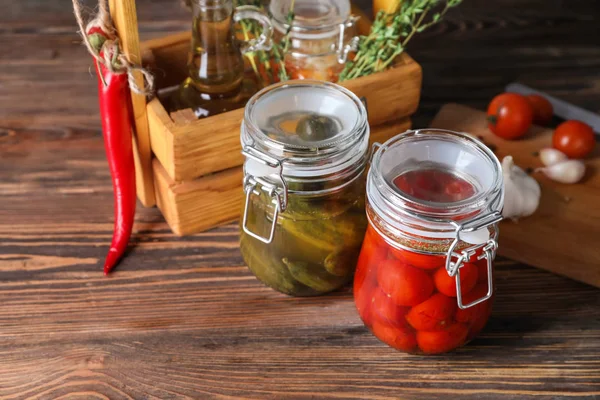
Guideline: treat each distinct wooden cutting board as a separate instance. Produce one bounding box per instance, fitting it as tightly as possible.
[430,103,600,287]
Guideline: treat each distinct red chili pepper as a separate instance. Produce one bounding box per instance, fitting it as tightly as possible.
[87,28,136,274]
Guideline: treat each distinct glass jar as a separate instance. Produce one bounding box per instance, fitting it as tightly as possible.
[269,0,359,82]
[169,0,273,117]
[354,129,504,354]
[240,80,369,296]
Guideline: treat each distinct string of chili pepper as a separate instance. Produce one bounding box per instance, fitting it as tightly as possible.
[73,0,152,274]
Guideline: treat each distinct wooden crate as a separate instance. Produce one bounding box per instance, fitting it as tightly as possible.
[108,1,422,235]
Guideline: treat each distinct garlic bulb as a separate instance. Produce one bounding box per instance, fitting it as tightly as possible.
[502,156,541,220]
[536,160,586,184]
[539,148,568,166]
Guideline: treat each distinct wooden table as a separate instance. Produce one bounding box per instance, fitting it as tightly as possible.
[2,0,599,398]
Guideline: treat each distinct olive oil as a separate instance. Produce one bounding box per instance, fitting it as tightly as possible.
[169,0,272,117]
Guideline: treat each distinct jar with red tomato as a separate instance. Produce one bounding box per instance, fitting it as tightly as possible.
[354,129,504,354]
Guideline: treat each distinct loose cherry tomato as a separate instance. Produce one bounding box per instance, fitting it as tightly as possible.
[487,93,533,140]
[389,247,445,270]
[526,94,553,126]
[416,323,469,354]
[371,318,417,352]
[372,288,410,324]
[552,120,595,159]
[377,260,434,306]
[405,293,457,331]
[433,262,478,297]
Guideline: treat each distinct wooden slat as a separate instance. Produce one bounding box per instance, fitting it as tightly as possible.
[109,0,156,206]
[153,159,244,236]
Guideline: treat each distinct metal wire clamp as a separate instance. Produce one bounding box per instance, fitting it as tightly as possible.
[445,211,502,310]
[241,146,288,244]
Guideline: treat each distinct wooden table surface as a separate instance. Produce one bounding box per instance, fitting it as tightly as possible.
[2,0,600,398]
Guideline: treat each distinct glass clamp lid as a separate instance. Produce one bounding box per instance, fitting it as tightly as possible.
[241,80,369,244]
[269,0,359,62]
[369,129,504,309]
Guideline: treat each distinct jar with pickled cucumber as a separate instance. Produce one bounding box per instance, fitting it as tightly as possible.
[240,80,369,296]
[355,129,504,354]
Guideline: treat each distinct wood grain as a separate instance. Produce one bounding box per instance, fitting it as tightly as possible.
[1,0,600,398]
[109,0,156,207]
[430,104,600,288]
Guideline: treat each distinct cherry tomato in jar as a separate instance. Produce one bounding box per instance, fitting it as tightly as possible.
[526,94,553,126]
[455,284,492,324]
[552,120,596,159]
[371,318,417,352]
[405,293,457,331]
[455,284,494,340]
[389,247,445,270]
[433,262,478,297]
[487,93,533,140]
[354,281,376,327]
[377,260,434,307]
[354,226,388,288]
[372,288,410,323]
[416,323,469,354]
[476,257,489,283]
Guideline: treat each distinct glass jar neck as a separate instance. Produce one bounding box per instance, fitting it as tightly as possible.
[367,129,504,252]
[241,80,369,194]
[191,0,232,14]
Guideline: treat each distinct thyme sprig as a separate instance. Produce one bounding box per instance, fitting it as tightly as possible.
[339,0,462,82]
[235,0,294,84]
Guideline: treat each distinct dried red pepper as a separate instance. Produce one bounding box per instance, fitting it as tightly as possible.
[87,27,136,274]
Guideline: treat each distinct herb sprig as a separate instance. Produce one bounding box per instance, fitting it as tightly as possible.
[235,0,294,83]
[339,0,462,82]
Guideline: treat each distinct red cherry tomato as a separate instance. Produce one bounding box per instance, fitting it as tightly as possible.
[389,247,445,270]
[371,318,417,352]
[487,93,533,140]
[526,94,554,126]
[354,280,376,327]
[552,120,595,159]
[416,323,469,354]
[372,288,410,323]
[455,284,491,324]
[455,284,494,340]
[405,293,457,331]
[433,262,478,297]
[475,258,489,283]
[354,227,388,289]
[377,260,434,306]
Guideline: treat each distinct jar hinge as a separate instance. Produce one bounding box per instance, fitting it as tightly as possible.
[241,146,288,244]
[445,211,502,310]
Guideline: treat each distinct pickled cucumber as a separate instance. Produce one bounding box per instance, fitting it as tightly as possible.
[240,236,300,295]
[324,248,361,277]
[239,174,367,296]
[282,258,347,292]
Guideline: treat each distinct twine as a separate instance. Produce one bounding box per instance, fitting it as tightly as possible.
[72,0,154,95]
